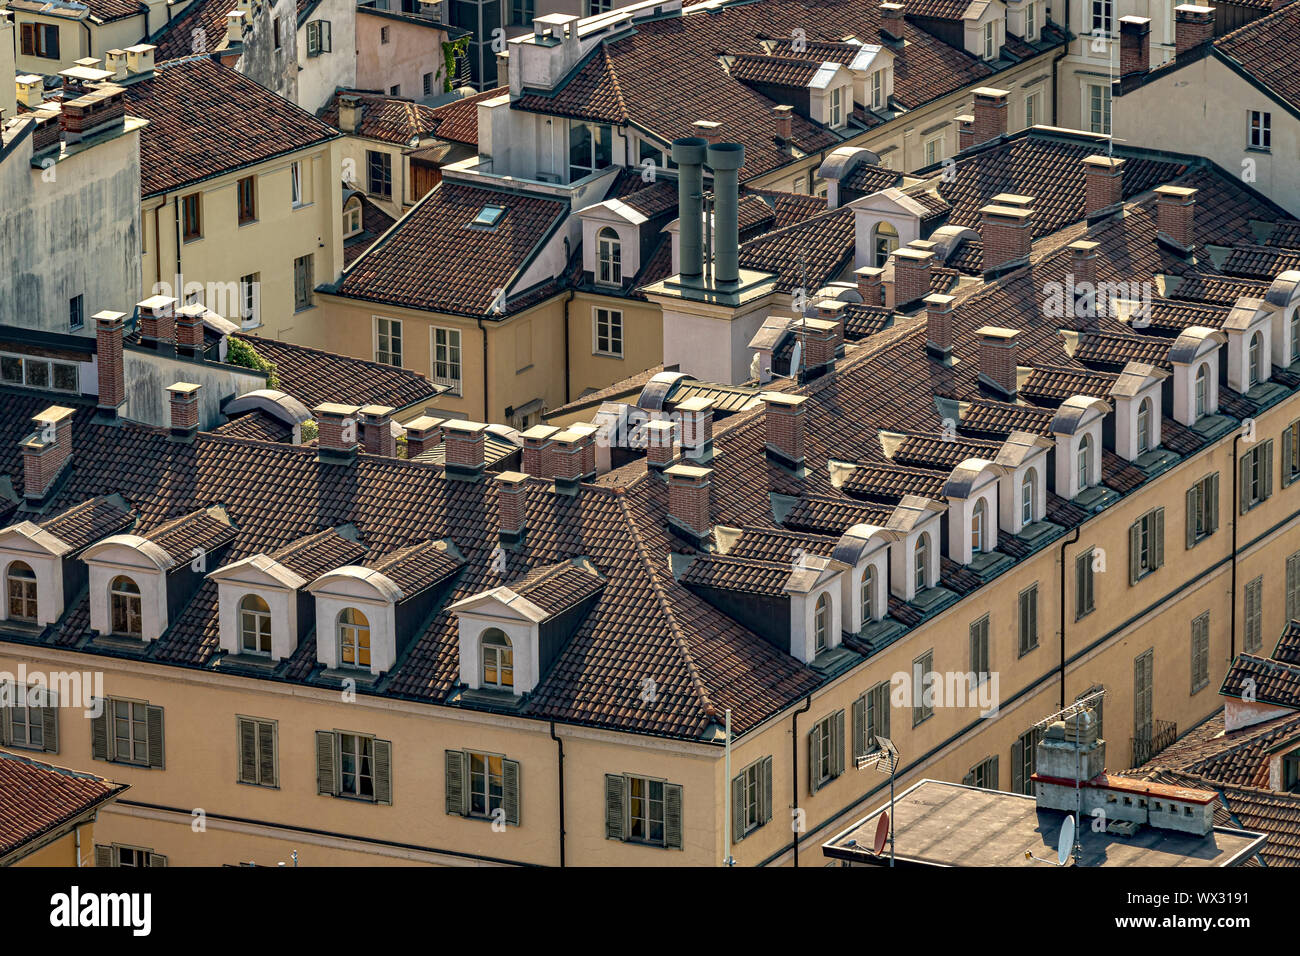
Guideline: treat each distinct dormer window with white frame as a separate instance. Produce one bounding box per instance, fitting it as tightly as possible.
[915,533,930,589]
[942,459,1003,566]
[982,20,996,60]
[309,566,406,677]
[870,69,884,109]
[831,523,894,632]
[597,227,622,285]
[1109,362,1169,461]
[1050,395,1110,500]
[344,196,362,238]
[784,554,849,663]
[1169,326,1226,425]
[1223,298,1274,393]
[994,431,1052,535]
[82,535,176,643]
[884,496,945,601]
[1266,271,1300,366]
[0,524,75,628]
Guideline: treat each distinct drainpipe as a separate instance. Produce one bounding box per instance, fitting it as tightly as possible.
[790,694,812,867]
[475,314,489,422]
[723,708,734,866]
[549,721,565,867]
[1231,432,1244,659]
[1058,525,1081,709]
[174,193,183,297]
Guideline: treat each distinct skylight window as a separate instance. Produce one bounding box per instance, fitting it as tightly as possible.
[472,205,506,228]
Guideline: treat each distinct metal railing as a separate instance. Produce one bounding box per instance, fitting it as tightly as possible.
[1131,719,1177,766]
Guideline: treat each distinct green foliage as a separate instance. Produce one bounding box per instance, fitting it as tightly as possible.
[227,337,280,388]
[442,36,471,93]
[300,419,319,443]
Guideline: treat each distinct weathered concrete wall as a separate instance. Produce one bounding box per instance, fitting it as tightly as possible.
[0,121,143,337]
[0,17,16,120]
[236,0,301,105]
[297,0,357,113]
[121,348,267,429]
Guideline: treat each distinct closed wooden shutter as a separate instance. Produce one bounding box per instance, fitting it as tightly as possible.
[808,721,823,793]
[1287,553,1300,623]
[323,20,332,52]
[238,718,258,784]
[1011,736,1024,794]
[1075,553,1086,616]
[91,701,110,761]
[604,773,626,841]
[94,845,113,868]
[41,691,57,753]
[315,731,337,796]
[731,773,745,844]
[20,25,34,56]
[663,783,683,850]
[45,25,59,59]
[1134,650,1153,741]
[257,721,276,787]
[962,768,975,785]
[851,695,866,760]
[1263,440,1275,499]
[445,750,467,815]
[760,756,773,826]
[1186,485,1198,549]
[1128,520,1141,583]
[989,755,999,789]
[1153,507,1165,570]
[372,738,392,805]
[1283,426,1293,488]
[831,710,845,778]
[1209,472,1220,533]
[502,758,520,825]
[146,706,164,769]
[148,853,167,867]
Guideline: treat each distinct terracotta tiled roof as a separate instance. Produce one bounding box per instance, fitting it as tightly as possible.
[842,163,903,194]
[726,53,823,88]
[1220,244,1300,280]
[958,398,1054,439]
[269,528,367,581]
[902,0,979,18]
[39,495,135,550]
[149,0,230,59]
[1072,332,1172,370]
[1222,654,1300,710]
[321,91,442,145]
[738,207,857,294]
[1168,273,1272,305]
[335,182,568,316]
[121,57,339,197]
[1214,1,1300,115]
[428,87,505,146]
[210,410,294,443]
[1263,221,1300,248]
[0,751,127,858]
[1274,621,1300,666]
[1019,365,1117,404]
[509,558,605,617]
[343,191,396,267]
[231,334,440,412]
[368,539,464,594]
[1136,710,1300,789]
[840,462,947,503]
[680,554,794,597]
[141,506,236,565]
[83,0,146,22]
[842,303,894,340]
[716,525,838,563]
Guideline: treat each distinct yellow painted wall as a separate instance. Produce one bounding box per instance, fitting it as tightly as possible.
[10,820,95,867]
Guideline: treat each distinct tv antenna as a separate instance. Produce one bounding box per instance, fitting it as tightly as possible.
[1031,689,1106,865]
[855,735,899,866]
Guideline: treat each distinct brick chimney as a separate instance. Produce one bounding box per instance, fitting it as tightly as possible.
[495,471,529,545]
[1082,155,1125,221]
[359,405,397,457]
[94,310,126,420]
[315,404,362,462]
[167,382,201,441]
[1174,5,1215,57]
[856,265,884,305]
[338,94,364,134]
[761,392,808,467]
[815,300,847,355]
[665,464,713,543]
[923,293,955,360]
[692,119,722,145]
[1068,240,1101,329]
[569,422,599,478]
[979,202,1034,277]
[677,397,715,461]
[773,105,793,145]
[22,406,75,502]
[402,415,444,459]
[137,295,176,348]
[971,88,1009,146]
[1154,185,1197,253]
[1119,16,1152,80]
[174,303,206,356]
[880,2,905,41]
[520,424,559,476]
[548,429,588,494]
[799,318,839,371]
[891,248,935,306]
[443,420,488,480]
[645,419,677,473]
[976,327,1020,397]
[956,114,975,152]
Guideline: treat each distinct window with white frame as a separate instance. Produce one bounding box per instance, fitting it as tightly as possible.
[813,592,831,654]
[1248,331,1264,386]
[1090,0,1112,34]
[1025,1,1038,40]
[627,774,666,843]
[860,566,876,626]
[110,575,142,637]
[111,699,150,765]
[971,498,988,552]
[480,628,513,689]
[1137,396,1153,454]
[1077,433,1093,491]
[238,594,272,656]
[568,122,612,182]
[433,327,462,391]
[1248,110,1272,150]
[872,221,899,267]
[306,19,331,56]
[828,86,844,127]
[596,227,622,285]
[982,21,996,59]
[870,70,884,110]
[366,150,393,200]
[1025,90,1041,128]
[912,650,934,725]
[468,750,505,817]
[1021,470,1036,525]
[375,317,402,366]
[6,562,37,623]
[914,532,930,590]
[339,732,375,799]
[344,197,362,238]
[594,308,623,357]
[0,353,79,393]
[1087,84,1111,134]
[1194,363,1209,418]
[239,273,260,327]
[338,607,371,669]
[1290,313,1299,366]
[290,161,304,207]
[1285,420,1300,485]
[924,136,942,166]
[734,756,772,838]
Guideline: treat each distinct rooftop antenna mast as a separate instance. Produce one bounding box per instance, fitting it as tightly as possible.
[856,735,899,867]
[798,246,809,379]
[1031,688,1106,865]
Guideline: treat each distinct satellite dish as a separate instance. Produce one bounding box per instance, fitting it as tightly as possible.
[873,813,889,855]
[1056,816,1075,867]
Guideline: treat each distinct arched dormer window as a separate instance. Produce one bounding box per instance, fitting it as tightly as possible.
[860,566,875,625]
[872,221,899,268]
[814,592,830,653]
[915,532,930,590]
[110,575,142,638]
[6,561,37,623]
[239,594,272,655]
[971,498,987,553]
[1021,470,1036,526]
[1195,363,1209,418]
[1248,331,1263,386]
[343,196,362,239]
[1137,397,1153,454]
[481,628,513,689]
[1077,433,1093,492]
[597,226,622,285]
[338,607,370,669]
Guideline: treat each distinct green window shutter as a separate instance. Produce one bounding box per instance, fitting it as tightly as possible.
[603,773,626,841]
[1153,507,1165,569]
[444,749,466,815]
[91,700,109,761]
[1011,737,1024,794]
[1185,485,1198,549]
[148,853,167,867]
[315,730,337,796]
[503,758,521,826]
[962,768,975,785]
[372,738,392,805]
[731,773,745,844]
[760,756,773,825]
[237,718,258,785]
[663,783,683,850]
[1075,553,1086,615]
[851,695,866,760]
[1264,440,1275,499]
[146,706,165,769]
[0,698,9,747]
[1240,452,1252,513]
[808,723,822,793]
[990,755,999,789]
[94,845,113,868]
[1128,520,1141,584]
[831,709,845,777]
[1209,472,1220,533]
[42,700,57,754]
[1283,427,1293,488]
[257,721,277,787]
[1288,554,1300,623]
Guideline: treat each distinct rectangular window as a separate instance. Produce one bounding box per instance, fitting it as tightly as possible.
[237,175,256,224]
[924,137,942,166]
[854,681,891,759]
[1248,110,1272,150]
[366,150,393,200]
[628,775,665,843]
[870,70,884,110]
[966,755,998,789]
[92,697,163,768]
[969,614,990,682]
[236,716,277,787]
[1244,576,1263,654]
[306,19,331,55]
[809,710,845,791]
[181,193,202,242]
[95,844,165,868]
[293,254,314,311]
[445,750,519,823]
[1025,90,1041,128]
[1087,84,1111,135]
[1011,728,1041,794]
[380,25,390,44]
[828,86,843,127]
[912,649,934,726]
[1090,0,1112,34]
[68,294,84,331]
[2,684,56,752]
[423,72,433,96]
[1240,440,1274,513]
[732,756,772,840]
[239,273,260,327]
[1185,473,1219,547]
[26,24,60,59]
[433,327,462,391]
[390,84,401,96]
[568,122,612,182]
[290,161,304,207]
[604,773,682,848]
[467,750,505,817]
[982,21,996,60]
[594,308,623,357]
[5,354,76,392]
[1190,613,1210,694]
[511,0,535,25]
[1283,421,1300,487]
[375,317,403,366]
[1128,507,1165,583]
[1076,549,1095,619]
[1018,584,1039,656]
[338,732,375,799]
[1026,1,1038,40]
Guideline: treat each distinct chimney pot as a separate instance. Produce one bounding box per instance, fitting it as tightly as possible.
[94,310,126,418]
[442,420,488,480]
[1154,185,1197,253]
[547,429,590,493]
[1119,16,1152,80]
[175,303,207,355]
[1082,155,1126,221]
[402,415,445,459]
[359,405,397,457]
[314,403,362,462]
[665,463,713,543]
[707,142,745,287]
[971,87,1009,146]
[167,382,201,441]
[814,300,847,356]
[676,397,715,461]
[761,392,808,467]
[137,295,177,347]
[495,471,529,543]
[976,326,1020,397]
[1174,5,1216,57]
[671,137,710,286]
[1068,240,1101,329]
[772,105,793,147]
[955,113,975,152]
